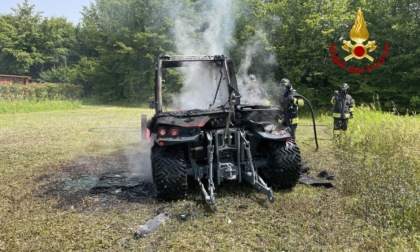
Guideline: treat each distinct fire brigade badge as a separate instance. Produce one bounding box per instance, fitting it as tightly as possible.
[342,8,377,61]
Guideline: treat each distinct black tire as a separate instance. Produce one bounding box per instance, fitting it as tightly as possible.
[151,145,188,200]
[261,141,302,189]
[141,114,147,143]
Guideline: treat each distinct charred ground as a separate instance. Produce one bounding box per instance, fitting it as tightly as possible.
[36,152,155,211]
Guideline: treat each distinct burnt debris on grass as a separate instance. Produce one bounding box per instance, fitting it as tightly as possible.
[36,152,155,209]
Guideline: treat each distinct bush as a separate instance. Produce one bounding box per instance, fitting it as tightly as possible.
[0,83,83,101]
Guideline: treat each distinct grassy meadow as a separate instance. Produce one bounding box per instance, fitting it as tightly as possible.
[0,101,419,251]
[0,100,83,114]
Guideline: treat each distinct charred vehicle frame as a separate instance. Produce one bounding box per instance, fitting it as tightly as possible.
[144,54,302,210]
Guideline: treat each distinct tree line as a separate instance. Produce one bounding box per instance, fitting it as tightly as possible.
[0,0,418,112]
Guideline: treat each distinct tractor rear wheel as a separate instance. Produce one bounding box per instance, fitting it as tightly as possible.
[151,145,188,200]
[261,141,301,189]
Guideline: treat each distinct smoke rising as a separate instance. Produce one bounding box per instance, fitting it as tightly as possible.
[168,0,234,109]
[236,30,278,105]
[169,0,278,108]
[172,0,234,55]
[127,140,153,182]
[171,63,230,109]
[104,126,153,182]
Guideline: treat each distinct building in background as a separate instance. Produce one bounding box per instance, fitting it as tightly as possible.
[0,74,32,85]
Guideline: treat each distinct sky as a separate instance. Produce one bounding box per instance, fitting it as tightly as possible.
[0,0,92,24]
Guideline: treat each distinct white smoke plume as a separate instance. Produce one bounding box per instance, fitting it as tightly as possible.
[168,0,234,109]
[171,63,230,109]
[172,0,234,55]
[127,140,153,182]
[168,0,278,108]
[236,31,278,105]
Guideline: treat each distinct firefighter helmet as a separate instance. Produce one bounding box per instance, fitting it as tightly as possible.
[340,83,349,91]
[280,78,292,91]
[280,78,291,87]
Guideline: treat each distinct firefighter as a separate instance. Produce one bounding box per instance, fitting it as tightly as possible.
[331,83,354,138]
[278,78,304,139]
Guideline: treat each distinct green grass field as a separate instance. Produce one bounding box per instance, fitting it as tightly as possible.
[0,100,83,114]
[0,102,418,251]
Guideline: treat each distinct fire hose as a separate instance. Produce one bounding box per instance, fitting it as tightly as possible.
[294,94,319,150]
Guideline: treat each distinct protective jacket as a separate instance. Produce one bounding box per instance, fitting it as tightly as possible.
[280,89,304,125]
[331,91,354,119]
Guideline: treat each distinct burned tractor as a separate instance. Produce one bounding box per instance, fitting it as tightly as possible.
[144,54,302,210]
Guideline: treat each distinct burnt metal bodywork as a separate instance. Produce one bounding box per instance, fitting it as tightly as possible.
[147,54,301,210]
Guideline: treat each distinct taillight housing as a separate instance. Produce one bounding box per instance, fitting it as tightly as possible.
[169,128,179,138]
[157,127,167,137]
